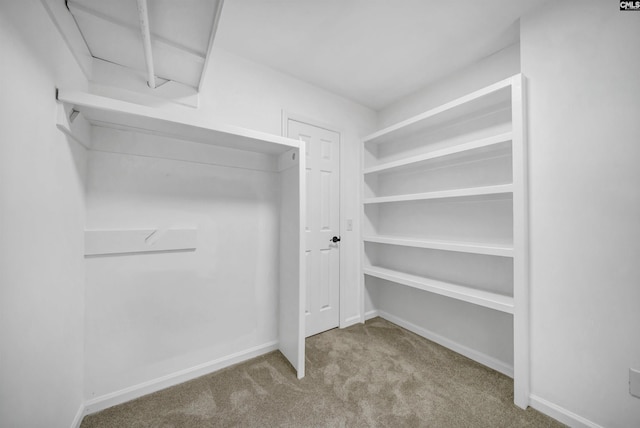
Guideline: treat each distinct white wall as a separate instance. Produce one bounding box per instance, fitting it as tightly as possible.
[84,127,282,398]
[200,48,377,324]
[378,42,521,128]
[90,47,378,326]
[0,1,88,427]
[521,1,640,426]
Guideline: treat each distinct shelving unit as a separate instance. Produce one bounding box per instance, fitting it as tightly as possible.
[360,74,528,408]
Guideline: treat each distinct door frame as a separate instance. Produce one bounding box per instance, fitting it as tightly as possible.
[281,110,348,330]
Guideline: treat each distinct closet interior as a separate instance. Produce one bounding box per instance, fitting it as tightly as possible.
[56,91,306,404]
[54,75,528,410]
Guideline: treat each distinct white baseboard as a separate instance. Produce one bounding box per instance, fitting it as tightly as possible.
[71,402,85,428]
[529,395,603,428]
[364,309,379,320]
[342,314,363,328]
[377,310,514,378]
[83,341,279,416]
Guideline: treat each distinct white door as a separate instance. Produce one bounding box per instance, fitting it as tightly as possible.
[287,119,340,337]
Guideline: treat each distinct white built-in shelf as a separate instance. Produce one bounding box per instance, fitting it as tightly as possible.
[57,91,301,155]
[363,184,513,204]
[362,235,514,257]
[364,132,512,175]
[363,77,513,145]
[360,74,529,407]
[363,265,514,314]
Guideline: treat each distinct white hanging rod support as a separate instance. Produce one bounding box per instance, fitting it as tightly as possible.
[69,109,80,123]
[136,0,156,89]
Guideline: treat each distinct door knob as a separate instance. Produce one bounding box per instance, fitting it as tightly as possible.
[330,236,341,243]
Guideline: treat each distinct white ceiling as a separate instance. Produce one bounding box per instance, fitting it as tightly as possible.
[214,0,546,110]
[68,0,222,89]
[66,0,545,110]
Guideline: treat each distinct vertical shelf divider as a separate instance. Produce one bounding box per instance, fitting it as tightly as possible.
[511,74,530,408]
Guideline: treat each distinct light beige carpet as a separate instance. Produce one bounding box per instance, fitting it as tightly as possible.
[81,317,563,427]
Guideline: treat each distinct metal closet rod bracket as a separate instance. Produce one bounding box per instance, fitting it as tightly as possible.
[55,88,80,123]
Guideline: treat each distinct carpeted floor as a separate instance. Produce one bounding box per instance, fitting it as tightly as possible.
[81,317,563,427]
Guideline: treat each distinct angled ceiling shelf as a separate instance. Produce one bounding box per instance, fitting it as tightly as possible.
[57,91,301,155]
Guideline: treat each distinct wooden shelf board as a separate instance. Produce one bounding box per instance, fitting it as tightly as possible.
[363,184,513,204]
[363,75,516,145]
[57,91,301,155]
[363,235,514,257]
[364,132,512,175]
[363,265,514,314]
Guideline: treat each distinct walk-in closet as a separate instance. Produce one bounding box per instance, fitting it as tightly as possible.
[1,1,638,427]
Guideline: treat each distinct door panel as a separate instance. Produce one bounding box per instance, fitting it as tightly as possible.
[287,119,340,337]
